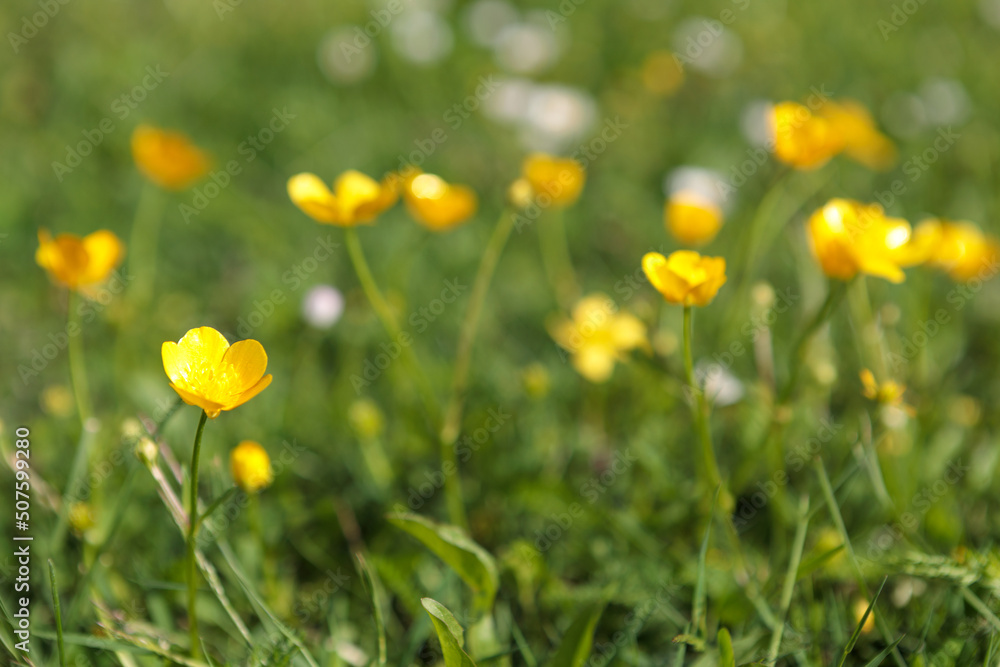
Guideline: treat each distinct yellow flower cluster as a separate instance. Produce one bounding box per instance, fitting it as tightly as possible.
[771,99,895,171]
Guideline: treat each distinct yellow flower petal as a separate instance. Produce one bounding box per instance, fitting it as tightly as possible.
[288,173,342,224]
[403,172,478,231]
[36,228,125,290]
[230,441,274,493]
[665,194,723,246]
[132,124,211,190]
[522,154,585,207]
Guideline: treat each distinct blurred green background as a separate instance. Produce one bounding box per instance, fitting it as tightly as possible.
[3,0,1000,664]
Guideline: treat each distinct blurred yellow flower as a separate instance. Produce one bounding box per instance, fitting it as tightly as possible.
[36,229,124,292]
[288,170,398,226]
[665,191,724,246]
[771,102,844,170]
[642,250,727,307]
[521,362,551,399]
[507,178,535,210]
[161,326,272,419]
[641,50,685,96]
[230,441,274,493]
[852,598,876,635]
[549,294,648,383]
[860,369,911,411]
[817,99,896,171]
[131,124,211,190]
[806,199,928,283]
[402,170,478,231]
[69,501,95,536]
[521,154,585,207]
[348,398,385,439]
[914,219,1000,282]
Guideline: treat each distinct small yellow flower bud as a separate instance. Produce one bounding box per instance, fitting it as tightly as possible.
[230,441,273,494]
[521,363,551,399]
[348,399,385,439]
[69,502,95,536]
[507,178,535,210]
[134,437,159,467]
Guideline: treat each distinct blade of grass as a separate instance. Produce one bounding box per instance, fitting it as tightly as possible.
[960,586,1000,634]
[48,560,66,667]
[768,495,810,662]
[357,553,387,667]
[837,577,888,667]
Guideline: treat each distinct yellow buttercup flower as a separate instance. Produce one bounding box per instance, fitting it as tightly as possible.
[68,502,95,536]
[817,99,896,171]
[915,219,1000,282]
[860,369,908,406]
[549,293,648,383]
[402,170,478,231]
[288,170,398,226]
[665,191,724,246]
[131,124,211,190]
[642,250,727,307]
[521,154,586,207]
[161,326,272,419]
[771,102,844,170]
[230,441,274,493]
[806,198,927,283]
[36,229,124,292]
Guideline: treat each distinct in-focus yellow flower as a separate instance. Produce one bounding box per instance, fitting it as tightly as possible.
[817,99,896,171]
[549,293,648,383]
[230,441,274,493]
[665,191,724,246]
[641,50,685,96]
[806,198,928,283]
[161,326,272,419]
[521,154,586,207]
[914,219,1000,282]
[131,124,211,190]
[771,102,844,170]
[288,170,398,226]
[401,170,478,231]
[642,250,727,307]
[36,229,125,292]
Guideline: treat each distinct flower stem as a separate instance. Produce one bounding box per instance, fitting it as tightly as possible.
[343,227,440,424]
[683,306,724,501]
[538,207,579,310]
[48,559,67,667]
[778,280,847,406]
[128,182,167,310]
[439,208,515,529]
[186,410,209,660]
[67,291,92,424]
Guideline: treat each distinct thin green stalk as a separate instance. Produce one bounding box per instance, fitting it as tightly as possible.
[50,417,99,548]
[186,410,209,660]
[779,280,847,406]
[48,560,66,667]
[768,496,810,662]
[127,182,167,310]
[343,227,440,424]
[813,457,907,667]
[538,207,579,309]
[683,306,723,498]
[847,276,888,379]
[439,208,515,528]
[67,291,92,423]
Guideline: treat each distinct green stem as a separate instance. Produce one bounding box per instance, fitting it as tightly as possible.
[778,280,847,406]
[343,227,440,424]
[67,291,92,424]
[767,495,810,662]
[683,306,723,500]
[538,207,579,309]
[847,276,888,379]
[48,560,66,667]
[127,182,167,310]
[186,410,209,660]
[439,209,515,528]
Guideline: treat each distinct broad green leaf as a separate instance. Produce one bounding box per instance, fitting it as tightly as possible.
[546,600,606,667]
[422,598,477,667]
[389,513,498,611]
[718,628,735,667]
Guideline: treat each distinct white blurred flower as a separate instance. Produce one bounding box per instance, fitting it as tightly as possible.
[881,92,928,139]
[980,0,1000,28]
[741,99,774,148]
[302,285,345,329]
[520,84,596,151]
[918,77,970,126]
[493,21,559,74]
[482,76,535,123]
[696,362,745,407]
[672,17,743,78]
[664,166,730,212]
[390,10,454,65]
[317,27,378,84]
[463,0,519,47]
